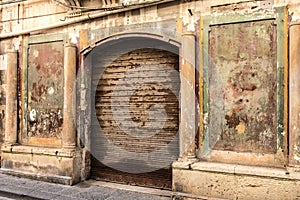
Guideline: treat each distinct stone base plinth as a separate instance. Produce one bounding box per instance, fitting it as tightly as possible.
[173,161,300,200]
[1,144,81,185]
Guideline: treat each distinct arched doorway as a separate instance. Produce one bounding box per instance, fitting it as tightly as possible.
[87,35,180,189]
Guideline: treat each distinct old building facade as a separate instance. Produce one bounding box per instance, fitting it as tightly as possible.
[0,0,300,199]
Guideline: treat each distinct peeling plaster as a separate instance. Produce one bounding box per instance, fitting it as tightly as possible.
[12,36,22,51]
[69,29,80,44]
[182,14,197,32]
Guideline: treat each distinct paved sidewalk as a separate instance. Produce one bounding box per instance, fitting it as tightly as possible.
[0,173,171,200]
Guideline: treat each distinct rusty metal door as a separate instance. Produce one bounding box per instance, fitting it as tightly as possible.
[91,47,180,189]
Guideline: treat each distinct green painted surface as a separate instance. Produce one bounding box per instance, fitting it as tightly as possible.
[200,8,286,156]
[209,20,277,153]
[275,7,286,149]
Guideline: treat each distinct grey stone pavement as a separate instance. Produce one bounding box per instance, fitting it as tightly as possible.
[0,173,173,200]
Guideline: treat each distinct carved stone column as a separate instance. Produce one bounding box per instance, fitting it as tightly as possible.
[62,44,77,149]
[179,32,197,161]
[4,50,18,145]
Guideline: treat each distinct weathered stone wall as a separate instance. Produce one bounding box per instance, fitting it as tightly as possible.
[2,0,300,47]
[1,146,81,185]
[0,0,300,194]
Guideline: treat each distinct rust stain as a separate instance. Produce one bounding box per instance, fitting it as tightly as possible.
[209,20,277,153]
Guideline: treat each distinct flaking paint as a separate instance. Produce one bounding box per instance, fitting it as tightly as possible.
[209,19,277,153]
[27,41,64,138]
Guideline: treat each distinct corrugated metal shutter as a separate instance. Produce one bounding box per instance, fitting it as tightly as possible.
[91,48,179,189]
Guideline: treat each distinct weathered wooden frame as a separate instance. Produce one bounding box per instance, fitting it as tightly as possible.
[199,7,288,167]
[21,33,67,147]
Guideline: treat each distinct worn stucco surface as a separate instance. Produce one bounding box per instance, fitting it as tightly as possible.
[289,24,300,165]
[173,167,300,200]
[209,20,277,153]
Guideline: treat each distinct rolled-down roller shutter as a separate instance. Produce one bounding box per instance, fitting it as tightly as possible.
[91,48,180,189]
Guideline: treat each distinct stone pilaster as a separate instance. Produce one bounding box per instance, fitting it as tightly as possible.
[62,44,77,149]
[4,50,18,145]
[289,23,300,167]
[179,32,197,161]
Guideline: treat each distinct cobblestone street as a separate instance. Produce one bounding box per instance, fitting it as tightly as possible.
[0,173,171,200]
